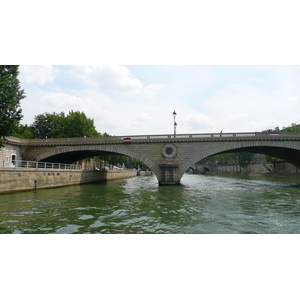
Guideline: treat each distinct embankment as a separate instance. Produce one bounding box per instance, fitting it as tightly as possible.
[195,161,300,178]
[205,171,300,178]
[0,168,138,194]
[137,170,152,176]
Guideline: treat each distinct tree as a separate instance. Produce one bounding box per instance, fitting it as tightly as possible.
[97,154,149,169]
[31,110,100,138]
[31,112,66,138]
[263,155,279,172]
[64,110,100,137]
[12,124,34,139]
[196,152,254,171]
[285,123,300,132]
[235,152,254,171]
[0,65,25,146]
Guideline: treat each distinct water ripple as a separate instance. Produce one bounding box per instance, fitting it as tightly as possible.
[1,174,300,233]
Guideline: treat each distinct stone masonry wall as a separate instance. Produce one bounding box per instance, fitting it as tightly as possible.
[195,161,300,175]
[0,144,22,167]
[0,169,137,193]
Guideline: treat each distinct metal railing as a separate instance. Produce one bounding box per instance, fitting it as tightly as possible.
[1,160,82,170]
[0,160,137,171]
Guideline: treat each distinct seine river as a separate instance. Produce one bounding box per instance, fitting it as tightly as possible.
[1,174,300,234]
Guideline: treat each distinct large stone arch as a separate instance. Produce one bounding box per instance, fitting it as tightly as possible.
[36,144,160,181]
[176,140,300,181]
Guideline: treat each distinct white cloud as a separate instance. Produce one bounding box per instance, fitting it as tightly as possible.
[284,96,300,106]
[182,113,217,132]
[19,65,58,85]
[143,83,165,97]
[71,65,143,95]
[42,92,90,108]
[136,113,153,121]
[224,113,248,122]
[41,91,115,125]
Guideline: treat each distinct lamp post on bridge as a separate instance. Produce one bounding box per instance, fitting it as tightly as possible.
[173,110,177,138]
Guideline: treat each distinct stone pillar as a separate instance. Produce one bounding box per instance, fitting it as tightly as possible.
[159,163,180,185]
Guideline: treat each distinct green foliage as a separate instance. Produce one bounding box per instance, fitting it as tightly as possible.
[263,155,279,172]
[31,112,66,138]
[98,154,149,170]
[285,123,300,132]
[11,124,34,139]
[236,152,254,168]
[197,153,236,165]
[263,155,279,163]
[124,157,148,169]
[0,65,25,146]
[197,152,254,169]
[64,110,100,137]
[216,153,236,162]
[31,110,100,138]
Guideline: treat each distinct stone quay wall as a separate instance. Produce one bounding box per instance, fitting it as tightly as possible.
[0,169,137,194]
[194,161,300,176]
[0,144,22,167]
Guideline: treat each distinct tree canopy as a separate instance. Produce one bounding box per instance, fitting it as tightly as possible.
[31,110,101,138]
[197,152,254,171]
[285,123,300,132]
[0,65,25,146]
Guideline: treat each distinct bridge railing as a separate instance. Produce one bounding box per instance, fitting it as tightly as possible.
[124,131,296,140]
[4,131,300,146]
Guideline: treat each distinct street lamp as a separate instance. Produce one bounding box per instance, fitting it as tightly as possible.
[173,110,177,137]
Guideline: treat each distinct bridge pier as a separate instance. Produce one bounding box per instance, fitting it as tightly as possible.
[159,163,180,185]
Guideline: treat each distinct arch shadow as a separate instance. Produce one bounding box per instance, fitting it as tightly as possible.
[178,144,300,181]
[37,145,158,180]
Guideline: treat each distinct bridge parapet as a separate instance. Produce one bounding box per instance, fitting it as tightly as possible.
[3,131,300,147]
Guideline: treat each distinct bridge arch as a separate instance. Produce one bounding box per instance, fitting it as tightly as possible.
[177,140,300,180]
[186,167,195,174]
[36,144,159,179]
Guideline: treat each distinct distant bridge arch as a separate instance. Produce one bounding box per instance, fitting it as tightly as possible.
[175,142,300,182]
[186,166,195,174]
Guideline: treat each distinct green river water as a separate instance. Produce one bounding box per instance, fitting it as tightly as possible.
[1,174,300,234]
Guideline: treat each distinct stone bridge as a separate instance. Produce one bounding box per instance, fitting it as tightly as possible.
[3,131,300,185]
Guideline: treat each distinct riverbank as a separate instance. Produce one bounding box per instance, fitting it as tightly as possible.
[204,171,300,179]
[195,161,300,179]
[0,168,139,194]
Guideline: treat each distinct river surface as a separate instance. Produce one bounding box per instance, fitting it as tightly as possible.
[1,174,300,234]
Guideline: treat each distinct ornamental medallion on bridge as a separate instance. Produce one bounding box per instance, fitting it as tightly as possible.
[161,144,178,160]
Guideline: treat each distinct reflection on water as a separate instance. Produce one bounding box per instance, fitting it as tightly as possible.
[1,174,300,233]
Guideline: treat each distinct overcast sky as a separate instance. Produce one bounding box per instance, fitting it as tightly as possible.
[18,65,300,136]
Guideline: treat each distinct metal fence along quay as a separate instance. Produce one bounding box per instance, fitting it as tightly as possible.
[1,160,81,170]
